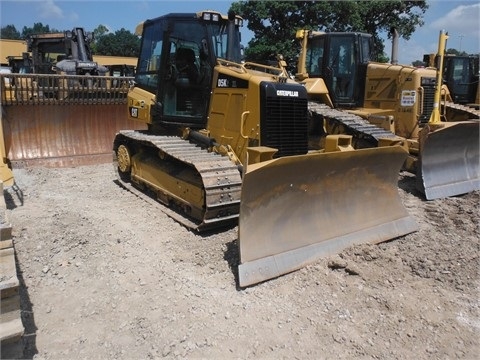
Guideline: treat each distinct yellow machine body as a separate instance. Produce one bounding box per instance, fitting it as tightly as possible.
[294,29,479,200]
[112,11,418,287]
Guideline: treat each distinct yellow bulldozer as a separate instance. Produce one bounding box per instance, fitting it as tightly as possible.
[293,29,479,200]
[0,27,145,170]
[423,52,479,110]
[112,10,417,287]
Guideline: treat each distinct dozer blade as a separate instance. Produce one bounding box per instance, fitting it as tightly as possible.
[238,146,418,287]
[4,104,146,168]
[0,164,14,187]
[0,107,14,186]
[418,121,480,200]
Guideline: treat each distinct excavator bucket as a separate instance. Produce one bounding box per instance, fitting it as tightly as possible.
[238,146,418,287]
[418,121,480,200]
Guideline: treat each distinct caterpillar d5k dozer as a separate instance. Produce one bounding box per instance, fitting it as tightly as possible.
[113,10,417,287]
[294,29,479,200]
[0,27,145,170]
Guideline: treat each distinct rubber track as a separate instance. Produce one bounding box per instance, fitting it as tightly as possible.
[115,130,242,232]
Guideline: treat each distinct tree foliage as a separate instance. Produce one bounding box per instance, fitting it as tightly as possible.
[0,23,60,39]
[93,28,140,57]
[230,0,428,70]
[21,23,60,37]
[445,48,469,56]
[90,25,110,54]
[0,25,21,40]
[412,59,425,67]
[1,22,139,57]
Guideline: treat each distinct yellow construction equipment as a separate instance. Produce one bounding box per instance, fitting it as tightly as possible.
[113,10,417,287]
[0,107,14,187]
[25,28,108,76]
[293,29,479,200]
[0,27,146,170]
[423,51,479,111]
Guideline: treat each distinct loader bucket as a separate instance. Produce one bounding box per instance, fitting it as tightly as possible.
[418,121,480,200]
[238,146,417,287]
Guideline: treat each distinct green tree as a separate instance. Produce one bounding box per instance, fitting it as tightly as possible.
[412,59,425,67]
[230,0,428,71]
[0,25,21,39]
[21,23,59,38]
[90,24,110,53]
[93,28,140,57]
[93,24,110,39]
[446,48,468,56]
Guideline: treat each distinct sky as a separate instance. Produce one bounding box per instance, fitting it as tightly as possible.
[0,0,479,65]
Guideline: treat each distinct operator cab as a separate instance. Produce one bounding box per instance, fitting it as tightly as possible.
[134,11,243,128]
[305,32,374,107]
[442,55,479,104]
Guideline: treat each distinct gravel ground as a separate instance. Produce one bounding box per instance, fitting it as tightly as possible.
[4,163,479,359]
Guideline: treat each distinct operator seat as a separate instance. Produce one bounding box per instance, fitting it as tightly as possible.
[176,48,198,84]
[173,48,201,115]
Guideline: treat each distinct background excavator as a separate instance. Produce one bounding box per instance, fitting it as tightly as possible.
[112,10,417,287]
[293,28,479,200]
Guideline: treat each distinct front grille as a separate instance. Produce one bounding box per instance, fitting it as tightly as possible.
[419,77,436,124]
[259,82,308,157]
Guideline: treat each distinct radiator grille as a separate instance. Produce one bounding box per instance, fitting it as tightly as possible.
[260,82,308,157]
[419,77,436,124]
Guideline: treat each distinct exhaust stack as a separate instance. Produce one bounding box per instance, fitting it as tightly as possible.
[390,27,399,65]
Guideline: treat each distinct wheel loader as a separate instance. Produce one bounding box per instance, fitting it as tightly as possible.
[293,29,479,200]
[112,10,417,287]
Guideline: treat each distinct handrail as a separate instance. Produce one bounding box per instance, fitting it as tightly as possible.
[0,73,134,105]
